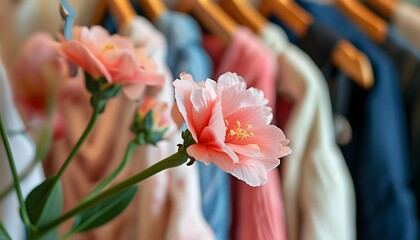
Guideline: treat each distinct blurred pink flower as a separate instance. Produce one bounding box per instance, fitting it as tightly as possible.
[60,25,164,99]
[173,72,291,186]
[11,33,70,138]
[137,97,170,131]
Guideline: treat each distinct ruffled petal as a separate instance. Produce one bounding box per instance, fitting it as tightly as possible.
[229,160,268,187]
[61,41,111,81]
[173,79,198,140]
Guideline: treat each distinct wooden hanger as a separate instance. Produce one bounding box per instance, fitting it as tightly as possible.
[108,0,136,26]
[219,0,266,33]
[337,0,388,43]
[178,0,237,45]
[138,0,166,22]
[332,40,373,89]
[91,0,136,27]
[259,0,313,37]
[258,0,374,89]
[91,1,107,25]
[364,0,396,21]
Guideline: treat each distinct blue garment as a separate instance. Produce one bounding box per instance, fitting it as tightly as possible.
[381,26,420,219]
[271,3,418,240]
[102,11,118,34]
[155,11,231,240]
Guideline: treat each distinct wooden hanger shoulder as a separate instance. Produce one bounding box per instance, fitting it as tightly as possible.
[337,0,388,43]
[220,0,266,33]
[138,0,166,22]
[108,0,136,26]
[259,0,313,37]
[365,0,396,21]
[332,40,374,89]
[179,0,237,45]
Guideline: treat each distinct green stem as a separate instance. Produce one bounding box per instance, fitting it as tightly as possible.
[0,114,31,226]
[56,108,99,179]
[84,140,139,201]
[0,156,40,201]
[38,147,189,236]
[0,115,53,202]
[0,220,12,239]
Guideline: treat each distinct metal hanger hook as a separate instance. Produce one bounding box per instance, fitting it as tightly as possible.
[59,0,76,40]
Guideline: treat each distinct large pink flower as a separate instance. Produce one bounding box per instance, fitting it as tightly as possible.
[60,25,164,99]
[173,72,291,186]
[11,33,70,138]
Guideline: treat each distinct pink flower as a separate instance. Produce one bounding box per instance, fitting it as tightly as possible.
[59,25,164,99]
[173,72,291,186]
[11,33,70,138]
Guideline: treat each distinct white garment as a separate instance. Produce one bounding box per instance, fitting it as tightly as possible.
[260,23,356,240]
[393,2,420,50]
[120,17,215,240]
[0,60,45,240]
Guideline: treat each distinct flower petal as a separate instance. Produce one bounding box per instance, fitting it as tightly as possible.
[173,78,198,140]
[227,143,261,158]
[229,160,269,187]
[187,144,212,165]
[217,72,246,92]
[61,41,111,81]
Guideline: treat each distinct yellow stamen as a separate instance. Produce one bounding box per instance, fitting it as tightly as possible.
[102,43,116,51]
[226,120,254,140]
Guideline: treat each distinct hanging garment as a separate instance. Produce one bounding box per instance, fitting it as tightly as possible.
[43,65,141,239]
[154,11,231,240]
[203,27,287,240]
[379,26,420,219]
[0,60,45,240]
[269,15,355,147]
[259,23,356,240]
[289,2,419,239]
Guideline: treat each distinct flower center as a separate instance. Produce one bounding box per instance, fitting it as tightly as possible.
[102,43,116,51]
[225,120,254,141]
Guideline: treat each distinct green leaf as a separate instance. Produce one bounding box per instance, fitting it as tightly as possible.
[84,73,101,94]
[71,186,138,233]
[149,129,168,145]
[144,111,154,132]
[0,221,11,240]
[99,84,122,99]
[25,176,62,239]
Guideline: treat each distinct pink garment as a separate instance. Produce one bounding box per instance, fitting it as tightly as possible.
[203,28,286,240]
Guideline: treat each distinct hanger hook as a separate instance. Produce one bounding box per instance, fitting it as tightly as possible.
[59,0,75,40]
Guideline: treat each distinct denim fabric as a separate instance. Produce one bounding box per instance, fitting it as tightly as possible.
[298,3,418,240]
[155,11,231,240]
[381,26,420,219]
[271,2,418,239]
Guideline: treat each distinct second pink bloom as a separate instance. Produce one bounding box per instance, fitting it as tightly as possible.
[60,25,164,99]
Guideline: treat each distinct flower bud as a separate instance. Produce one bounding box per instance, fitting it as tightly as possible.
[131,97,169,145]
